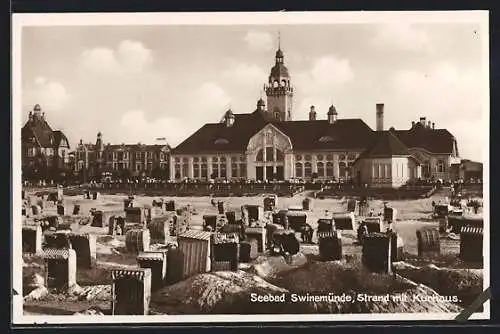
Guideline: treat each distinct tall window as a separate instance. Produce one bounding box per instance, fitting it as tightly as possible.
[339,162,347,178]
[437,160,445,173]
[175,164,181,179]
[220,163,227,178]
[256,150,263,162]
[182,163,188,178]
[212,164,219,178]
[201,163,207,178]
[304,162,312,178]
[326,162,334,177]
[231,163,238,178]
[276,149,284,161]
[266,147,274,162]
[194,164,200,178]
[240,163,247,177]
[296,163,303,178]
[317,162,325,177]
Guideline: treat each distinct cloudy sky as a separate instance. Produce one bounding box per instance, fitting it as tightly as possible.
[20,17,486,161]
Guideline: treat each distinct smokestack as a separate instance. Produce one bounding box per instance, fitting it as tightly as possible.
[309,105,316,121]
[432,122,435,129]
[376,103,384,131]
[419,117,426,126]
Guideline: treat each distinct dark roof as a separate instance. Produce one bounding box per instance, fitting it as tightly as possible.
[394,122,456,153]
[172,111,375,154]
[270,63,290,79]
[53,131,70,149]
[357,131,410,159]
[22,114,69,149]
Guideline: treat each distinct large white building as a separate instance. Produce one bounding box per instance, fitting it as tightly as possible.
[170,45,461,187]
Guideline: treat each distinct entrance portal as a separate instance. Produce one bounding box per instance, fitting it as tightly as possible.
[266,166,274,181]
[276,166,284,181]
[256,167,263,181]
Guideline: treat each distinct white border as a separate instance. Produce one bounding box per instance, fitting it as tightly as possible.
[12,10,490,324]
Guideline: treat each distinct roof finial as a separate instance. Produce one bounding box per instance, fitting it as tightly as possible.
[278,31,281,50]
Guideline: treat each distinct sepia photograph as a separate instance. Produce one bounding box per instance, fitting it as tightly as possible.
[12,11,489,324]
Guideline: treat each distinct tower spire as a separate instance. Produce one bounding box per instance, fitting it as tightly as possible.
[278,31,281,50]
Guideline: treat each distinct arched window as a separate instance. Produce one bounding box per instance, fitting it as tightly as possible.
[326,162,334,177]
[201,156,207,163]
[220,163,227,178]
[340,155,346,161]
[193,164,200,178]
[212,157,218,163]
[304,162,312,178]
[273,80,279,88]
[193,157,199,163]
[174,164,181,179]
[317,162,325,177]
[339,162,347,178]
[295,163,303,178]
[276,149,284,161]
[182,163,188,178]
[256,149,264,162]
[231,163,238,177]
[281,79,287,87]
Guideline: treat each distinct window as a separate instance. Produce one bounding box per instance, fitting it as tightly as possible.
[317,154,324,161]
[201,156,207,163]
[160,153,164,160]
[147,162,153,171]
[231,163,238,177]
[326,154,333,161]
[220,164,227,178]
[372,164,377,178]
[193,164,200,178]
[276,149,284,161]
[340,155,346,161]
[296,155,302,161]
[339,162,347,178]
[123,152,129,160]
[174,164,181,179]
[437,160,445,173]
[212,157,218,163]
[27,148,34,157]
[136,152,141,159]
[182,164,188,178]
[117,152,124,160]
[231,156,237,162]
[326,162,334,177]
[256,149,263,162]
[304,162,312,178]
[348,153,356,161]
[266,147,274,162]
[239,155,245,162]
[212,164,219,178]
[240,164,247,177]
[201,163,207,178]
[182,157,188,163]
[296,163,303,178]
[136,163,142,171]
[317,162,325,177]
[387,164,392,178]
[220,157,226,163]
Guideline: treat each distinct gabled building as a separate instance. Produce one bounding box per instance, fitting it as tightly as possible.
[21,104,71,181]
[170,44,461,187]
[74,132,171,180]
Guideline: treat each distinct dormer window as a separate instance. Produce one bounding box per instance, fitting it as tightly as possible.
[214,138,229,145]
[319,136,334,143]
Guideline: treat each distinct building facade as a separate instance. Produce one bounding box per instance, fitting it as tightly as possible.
[170,45,461,187]
[74,132,171,181]
[21,104,71,181]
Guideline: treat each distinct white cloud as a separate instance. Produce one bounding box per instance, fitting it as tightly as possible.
[79,40,153,74]
[391,62,484,161]
[243,31,274,52]
[293,55,354,102]
[119,110,186,146]
[196,82,232,113]
[372,23,432,52]
[25,76,71,112]
[221,61,267,89]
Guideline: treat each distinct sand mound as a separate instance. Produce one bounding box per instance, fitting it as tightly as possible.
[150,270,289,314]
[247,253,308,279]
[394,262,483,308]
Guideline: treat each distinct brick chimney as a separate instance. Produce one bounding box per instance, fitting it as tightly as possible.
[309,105,316,121]
[376,103,384,131]
[432,122,435,129]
